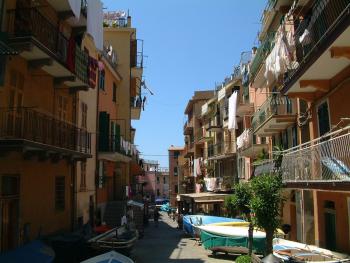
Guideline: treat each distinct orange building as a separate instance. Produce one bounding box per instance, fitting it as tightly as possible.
[0,0,95,252]
[168,146,184,207]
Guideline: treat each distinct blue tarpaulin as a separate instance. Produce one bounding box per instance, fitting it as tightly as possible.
[0,240,55,263]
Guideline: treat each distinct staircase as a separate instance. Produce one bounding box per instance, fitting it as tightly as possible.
[103,201,126,227]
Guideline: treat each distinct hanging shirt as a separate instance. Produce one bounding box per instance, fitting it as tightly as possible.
[228,92,238,130]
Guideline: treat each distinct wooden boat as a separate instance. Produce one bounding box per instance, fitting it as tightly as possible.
[88,225,138,254]
[208,221,250,227]
[273,238,350,262]
[198,225,266,238]
[80,250,134,263]
[182,215,245,236]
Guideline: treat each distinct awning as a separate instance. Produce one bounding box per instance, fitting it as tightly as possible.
[194,199,224,203]
[0,41,18,55]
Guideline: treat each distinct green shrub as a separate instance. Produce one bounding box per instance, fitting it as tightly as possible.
[236,255,251,263]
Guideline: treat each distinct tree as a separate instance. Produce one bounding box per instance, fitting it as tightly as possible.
[230,182,254,256]
[250,174,284,255]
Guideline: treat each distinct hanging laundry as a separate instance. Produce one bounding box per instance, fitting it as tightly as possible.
[68,0,81,19]
[142,96,146,111]
[66,37,76,73]
[228,92,238,130]
[88,56,98,88]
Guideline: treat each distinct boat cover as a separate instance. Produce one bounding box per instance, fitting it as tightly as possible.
[201,230,266,254]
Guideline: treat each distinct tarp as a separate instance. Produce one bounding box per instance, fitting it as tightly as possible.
[0,240,55,263]
[201,230,266,254]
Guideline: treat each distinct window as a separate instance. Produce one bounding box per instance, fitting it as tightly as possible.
[98,70,105,90]
[174,167,178,176]
[173,151,179,159]
[174,185,178,194]
[157,176,160,184]
[163,177,166,184]
[0,56,6,86]
[58,96,68,121]
[80,162,86,190]
[8,70,23,107]
[0,175,20,197]
[55,177,65,210]
[81,102,87,129]
[112,82,117,102]
[317,101,330,136]
[157,189,160,196]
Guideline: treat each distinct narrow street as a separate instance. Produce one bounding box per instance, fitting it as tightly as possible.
[131,212,235,263]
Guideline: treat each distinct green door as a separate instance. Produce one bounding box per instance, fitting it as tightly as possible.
[324,211,336,250]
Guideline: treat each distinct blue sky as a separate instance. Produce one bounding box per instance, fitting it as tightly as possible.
[103,0,266,167]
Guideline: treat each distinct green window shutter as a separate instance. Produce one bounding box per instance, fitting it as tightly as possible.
[115,123,120,152]
[99,111,110,151]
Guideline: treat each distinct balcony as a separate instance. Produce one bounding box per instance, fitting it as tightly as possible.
[98,134,134,163]
[130,39,144,79]
[7,8,89,90]
[237,129,269,158]
[250,31,275,83]
[282,0,350,96]
[184,141,194,158]
[207,142,235,160]
[252,94,296,136]
[183,119,193,135]
[194,128,210,145]
[281,126,350,189]
[0,107,91,158]
[207,115,222,132]
[131,97,142,120]
[237,88,254,117]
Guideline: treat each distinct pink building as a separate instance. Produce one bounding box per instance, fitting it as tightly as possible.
[140,160,169,202]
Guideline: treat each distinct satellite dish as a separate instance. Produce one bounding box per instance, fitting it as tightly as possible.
[108,45,113,56]
[120,11,127,18]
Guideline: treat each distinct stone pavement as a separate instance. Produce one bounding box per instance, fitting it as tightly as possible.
[130,212,235,263]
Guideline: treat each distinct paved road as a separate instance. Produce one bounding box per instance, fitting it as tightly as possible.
[131,212,235,263]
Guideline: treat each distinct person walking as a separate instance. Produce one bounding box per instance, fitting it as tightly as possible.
[153,208,160,227]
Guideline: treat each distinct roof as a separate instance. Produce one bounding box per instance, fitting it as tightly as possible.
[0,41,18,55]
[179,192,228,199]
[168,146,184,151]
[184,90,215,114]
[194,199,225,203]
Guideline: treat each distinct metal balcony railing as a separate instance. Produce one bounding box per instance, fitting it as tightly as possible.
[0,107,91,154]
[208,143,224,158]
[7,8,89,85]
[99,134,136,157]
[281,126,350,183]
[250,31,275,81]
[252,94,295,132]
[283,0,350,89]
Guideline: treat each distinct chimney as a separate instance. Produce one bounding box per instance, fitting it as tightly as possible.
[127,16,131,27]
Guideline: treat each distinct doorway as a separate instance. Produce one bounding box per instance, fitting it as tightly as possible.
[324,200,336,250]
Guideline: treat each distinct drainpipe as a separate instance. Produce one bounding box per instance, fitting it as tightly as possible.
[95,60,100,227]
[71,92,78,231]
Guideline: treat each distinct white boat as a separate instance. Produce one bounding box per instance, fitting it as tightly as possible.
[273,238,350,262]
[81,250,134,263]
[197,225,266,238]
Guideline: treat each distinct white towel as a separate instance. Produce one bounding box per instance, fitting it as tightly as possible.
[228,92,238,130]
[68,0,81,20]
[87,0,103,50]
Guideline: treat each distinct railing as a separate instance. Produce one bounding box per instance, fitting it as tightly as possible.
[237,129,252,151]
[131,96,142,108]
[253,159,277,177]
[208,143,224,158]
[195,128,206,143]
[281,126,350,183]
[0,107,91,154]
[7,8,89,85]
[283,0,350,89]
[250,31,275,81]
[99,134,136,157]
[252,94,295,132]
[102,45,118,69]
